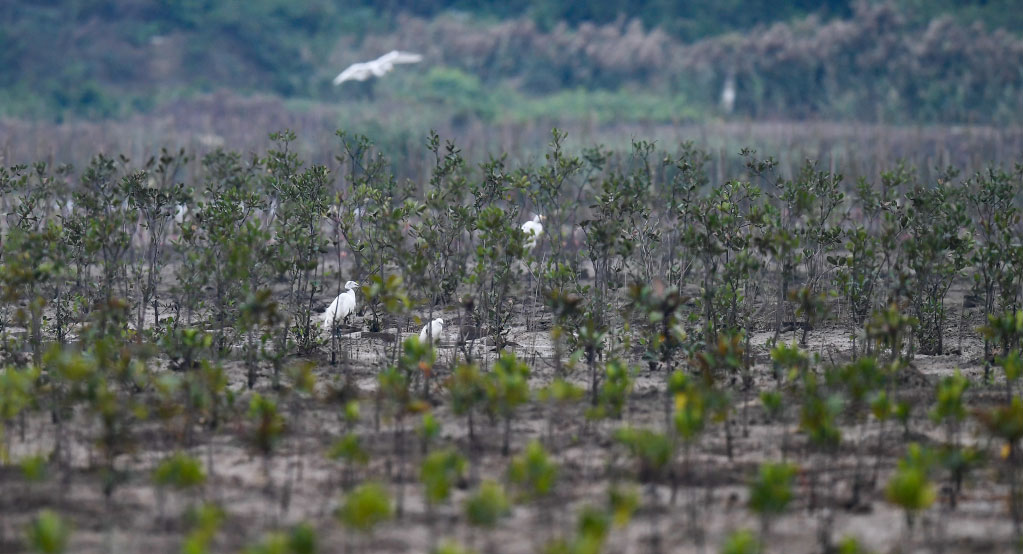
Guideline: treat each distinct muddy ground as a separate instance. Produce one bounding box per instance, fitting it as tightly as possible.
[0,278,1016,554]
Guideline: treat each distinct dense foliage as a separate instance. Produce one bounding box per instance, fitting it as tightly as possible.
[2,1,1021,123]
[0,129,1023,551]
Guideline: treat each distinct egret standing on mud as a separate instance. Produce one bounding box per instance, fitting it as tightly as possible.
[522,214,545,250]
[419,317,443,344]
[324,281,360,331]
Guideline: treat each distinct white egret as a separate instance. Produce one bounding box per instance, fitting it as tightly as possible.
[419,317,443,345]
[521,213,545,250]
[720,73,736,114]
[333,50,423,85]
[174,203,187,224]
[323,281,360,331]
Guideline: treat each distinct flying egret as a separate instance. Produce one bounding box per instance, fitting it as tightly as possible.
[522,213,545,250]
[324,281,360,331]
[333,50,423,85]
[419,317,443,345]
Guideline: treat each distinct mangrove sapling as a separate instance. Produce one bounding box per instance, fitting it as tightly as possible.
[791,160,845,298]
[796,368,843,512]
[966,168,1020,368]
[41,347,97,490]
[323,400,366,515]
[337,482,393,553]
[399,334,437,401]
[431,541,477,554]
[180,502,225,554]
[681,190,727,346]
[720,529,760,554]
[670,371,707,536]
[768,342,810,459]
[195,360,231,480]
[419,411,441,456]
[378,347,429,519]
[448,362,486,470]
[328,432,369,494]
[0,365,38,462]
[706,180,766,338]
[830,224,883,358]
[363,273,413,366]
[544,288,585,379]
[472,205,527,351]
[484,351,531,456]
[576,318,607,406]
[526,128,584,293]
[325,405,365,500]
[579,146,650,327]
[620,139,659,279]
[587,359,633,426]
[463,480,511,552]
[660,143,709,290]
[126,150,189,338]
[748,461,797,547]
[928,370,977,509]
[25,509,71,554]
[866,303,917,365]
[760,214,802,345]
[507,440,558,541]
[614,427,673,553]
[87,371,145,507]
[238,288,282,389]
[247,393,286,512]
[333,130,395,281]
[75,155,136,307]
[190,187,258,354]
[691,332,745,460]
[975,397,1023,541]
[871,165,914,307]
[791,286,831,348]
[281,363,316,512]
[411,132,471,309]
[243,522,317,554]
[537,378,584,450]
[420,448,467,548]
[0,225,62,365]
[602,485,639,551]
[931,370,969,447]
[997,350,1023,404]
[362,192,421,339]
[0,162,65,236]
[626,281,687,430]
[830,356,885,506]
[265,134,331,355]
[903,177,973,355]
[981,311,1023,393]
[885,444,937,544]
[152,451,205,528]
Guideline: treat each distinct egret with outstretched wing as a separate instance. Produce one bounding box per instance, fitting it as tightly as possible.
[333,50,423,85]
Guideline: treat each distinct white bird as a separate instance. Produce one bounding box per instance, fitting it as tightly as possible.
[419,317,443,345]
[323,281,360,332]
[333,50,423,85]
[720,73,736,114]
[521,214,545,250]
[174,203,187,224]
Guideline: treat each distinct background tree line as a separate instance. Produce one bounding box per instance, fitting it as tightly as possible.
[1,0,1021,124]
